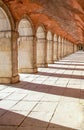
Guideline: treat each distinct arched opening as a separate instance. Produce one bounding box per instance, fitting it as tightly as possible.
[18,18,37,74]
[36,25,47,67]
[0,8,11,30]
[53,34,58,61]
[46,31,54,64]
[0,6,19,83]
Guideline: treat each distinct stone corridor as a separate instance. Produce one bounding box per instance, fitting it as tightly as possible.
[0,51,84,130]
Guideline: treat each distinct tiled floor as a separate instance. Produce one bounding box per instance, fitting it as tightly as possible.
[0,51,84,130]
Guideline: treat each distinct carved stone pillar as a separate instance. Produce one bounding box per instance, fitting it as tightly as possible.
[64,39,67,57]
[67,41,70,55]
[47,40,54,64]
[0,31,19,83]
[74,44,78,52]
[53,37,58,61]
[60,38,62,59]
[61,38,64,58]
[11,31,19,83]
[63,39,65,57]
[58,36,61,60]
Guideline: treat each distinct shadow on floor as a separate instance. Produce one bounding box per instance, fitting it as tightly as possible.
[37,71,83,79]
[58,60,84,63]
[0,108,76,130]
[9,80,84,99]
[48,66,84,71]
[54,62,84,66]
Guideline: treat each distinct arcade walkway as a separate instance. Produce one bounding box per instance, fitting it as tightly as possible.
[0,51,84,130]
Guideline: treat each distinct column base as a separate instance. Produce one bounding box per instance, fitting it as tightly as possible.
[19,68,37,74]
[0,75,19,84]
[47,60,54,64]
[53,58,58,61]
[37,63,48,68]
[58,57,61,60]
[54,59,58,62]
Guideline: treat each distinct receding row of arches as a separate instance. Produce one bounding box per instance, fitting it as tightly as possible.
[0,1,78,83]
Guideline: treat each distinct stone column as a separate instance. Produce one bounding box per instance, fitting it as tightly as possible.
[66,40,68,55]
[72,43,74,53]
[66,40,69,56]
[74,44,78,52]
[64,39,67,57]
[77,45,79,51]
[61,38,64,58]
[53,35,58,61]
[69,42,71,54]
[63,38,65,57]
[60,38,62,59]
[47,39,54,64]
[67,41,70,55]
[18,36,37,73]
[11,31,19,83]
[70,42,73,54]
[36,38,47,67]
[0,31,19,83]
[58,36,61,60]
[74,44,75,53]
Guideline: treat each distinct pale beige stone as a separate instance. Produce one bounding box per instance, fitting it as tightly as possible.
[18,37,37,73]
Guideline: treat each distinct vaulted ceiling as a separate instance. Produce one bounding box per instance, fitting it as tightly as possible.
[3,0,84,44]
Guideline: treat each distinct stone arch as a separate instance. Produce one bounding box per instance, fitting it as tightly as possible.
[18,19,33,36]
[0,0,15,30]
[16,15,35,36]
[0,7,11,31]
[36,25,47,67]
[58,35,61,42]
[0,1,19,83]
[36,25,46,39]
[17,16,37,73]
[47,31,53,41]
[46,31,54,64]
[54,34,58,42]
